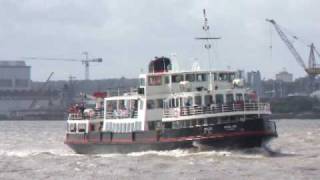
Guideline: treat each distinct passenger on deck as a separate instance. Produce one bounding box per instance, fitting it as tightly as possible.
[79,103,85,118]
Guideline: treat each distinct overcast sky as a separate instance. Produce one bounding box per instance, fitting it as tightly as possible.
[0,0,319,81]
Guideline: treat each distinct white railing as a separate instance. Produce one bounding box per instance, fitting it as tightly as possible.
[105,110,138,119]
[163,103,271,118]
[68,110,104,121]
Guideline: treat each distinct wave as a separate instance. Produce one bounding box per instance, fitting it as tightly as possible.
[0,149,82,158]
[126,149,266,159]
[0,145,297,159]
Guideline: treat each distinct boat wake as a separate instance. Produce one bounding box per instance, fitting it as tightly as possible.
[0,149,81,158]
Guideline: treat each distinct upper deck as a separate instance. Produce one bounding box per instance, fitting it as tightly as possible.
[137,57,241,97]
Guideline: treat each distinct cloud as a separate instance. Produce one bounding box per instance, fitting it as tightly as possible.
[0,0,319,80]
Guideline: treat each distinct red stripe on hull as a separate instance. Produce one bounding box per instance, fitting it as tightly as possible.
[65,130,274,145]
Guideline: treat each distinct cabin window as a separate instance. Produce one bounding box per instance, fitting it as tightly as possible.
[156,99,164,108]
[204,95,213,106]
[164,76,170,84]
[226,94,234,104]
[215,94,224,104]
[78,123,86,133]
[194,96,202,106]
[214,73,218,81]
[230,73,235,82]
[147,99,156,109]
[164,122,172,129]
[236,93,243,102]
[140,78,146,86]
[169,98,179,108]
[69,123,76,132]
[218,73,226,81]
[185,97,193,106]
[148,76,162,86]
[125,123,129,132]
[196,74,207,82]
[175,98,180,107]
[186,74,195,82]
[135,121,142,131]
[244,94,250,102]
[139,100,144,110]
[172,74,184,83]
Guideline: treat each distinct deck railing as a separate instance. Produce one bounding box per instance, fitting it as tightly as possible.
[163,103,271,118]
[105,110,138,119]
[68,109,104,120]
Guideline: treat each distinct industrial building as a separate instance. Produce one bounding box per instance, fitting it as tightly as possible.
[0,61,31,90]
[0,61,64,119]
[247,71,263,97]
[276,70,293,82]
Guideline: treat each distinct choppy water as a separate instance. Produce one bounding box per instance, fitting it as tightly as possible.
[0,120,319,180]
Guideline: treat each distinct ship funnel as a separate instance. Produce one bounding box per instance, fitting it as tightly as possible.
[148,56,172,73]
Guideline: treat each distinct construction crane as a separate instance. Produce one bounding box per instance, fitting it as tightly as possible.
[23,52,102,80]
[29,72,54,109]
[266,19,320,79]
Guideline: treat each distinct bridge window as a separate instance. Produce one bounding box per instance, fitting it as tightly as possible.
[172,74,184,83]
[186,74,195,82]
[148,76,162,86]
[196,74,207,82]
[218,73,227,81]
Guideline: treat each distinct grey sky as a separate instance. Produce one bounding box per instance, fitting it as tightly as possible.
[0,0,319,81]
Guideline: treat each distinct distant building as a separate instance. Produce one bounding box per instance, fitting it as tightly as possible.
[0,61,31,90]
[276,70,293,82]
[236,70,245,79]
[247,71,262,97]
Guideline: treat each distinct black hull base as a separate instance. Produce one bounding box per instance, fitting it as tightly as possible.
[67,135,271,154]
[65,118,277,154]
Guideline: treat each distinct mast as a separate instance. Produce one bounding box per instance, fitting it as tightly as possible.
[195,9,221,70]
[195,9,221,91]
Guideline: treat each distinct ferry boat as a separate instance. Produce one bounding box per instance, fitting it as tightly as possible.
[64,57,277,154]
[65,10,277,154]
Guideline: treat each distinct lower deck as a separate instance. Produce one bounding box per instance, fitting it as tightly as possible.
[65,118,277,153]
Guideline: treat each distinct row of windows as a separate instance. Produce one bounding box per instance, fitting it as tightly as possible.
[105,121,142,133]
[142,72,236,86]
[171,117,240,129]
[147,93,254,110]
[166,93,253,108]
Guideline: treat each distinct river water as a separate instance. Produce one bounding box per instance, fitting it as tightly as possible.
[0,119,319,180]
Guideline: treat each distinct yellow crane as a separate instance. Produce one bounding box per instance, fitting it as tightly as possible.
[266,19,320,78]
[23,52,102,80]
